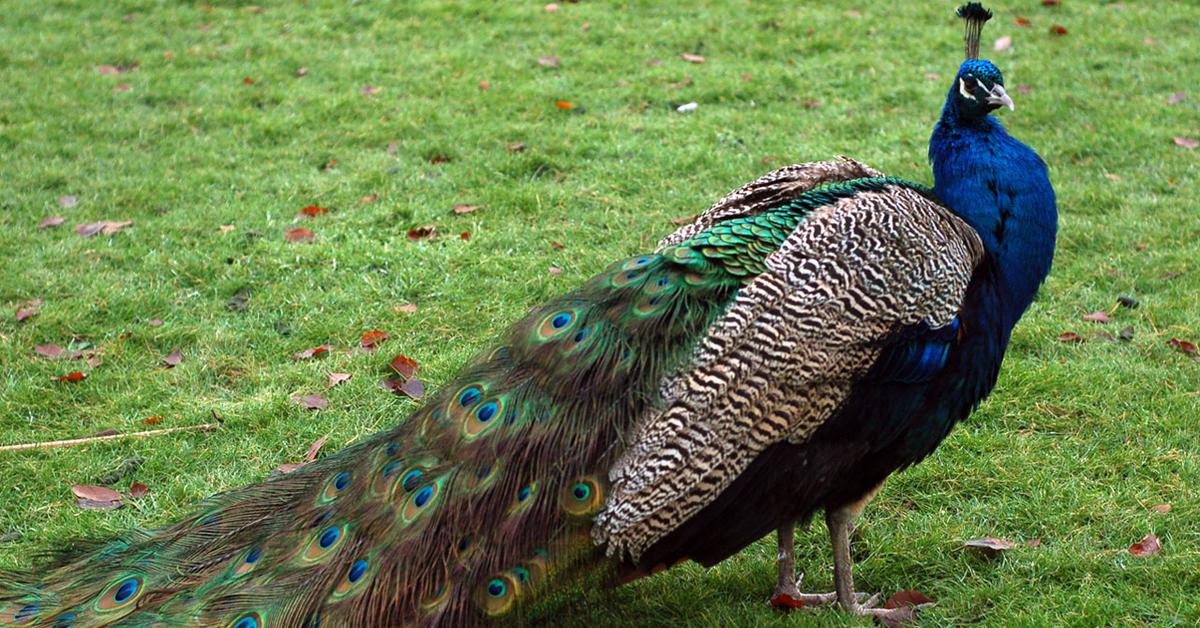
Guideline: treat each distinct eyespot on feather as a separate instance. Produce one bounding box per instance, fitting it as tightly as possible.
[321,471,352,502]
[94,576,143,612]
[477,573,521,617]
[333,558,371,597]
[302,524,346,562]
[229,612,263,628]
[234,546,264,576]
[535,309,578,340]
[559,477,604,518]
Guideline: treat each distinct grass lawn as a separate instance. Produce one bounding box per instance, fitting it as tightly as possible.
[2,0,1198,625]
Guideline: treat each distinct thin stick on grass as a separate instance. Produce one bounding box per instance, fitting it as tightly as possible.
[0,424,219,452]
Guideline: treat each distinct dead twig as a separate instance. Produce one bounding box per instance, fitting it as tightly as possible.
[0,424,219,452]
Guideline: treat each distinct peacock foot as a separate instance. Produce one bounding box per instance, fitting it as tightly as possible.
[768,574,876,610]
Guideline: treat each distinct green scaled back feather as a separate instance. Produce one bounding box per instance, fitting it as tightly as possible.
[0,177,910,627]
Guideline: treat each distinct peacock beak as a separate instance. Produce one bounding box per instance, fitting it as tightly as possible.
[986,84,1015,111]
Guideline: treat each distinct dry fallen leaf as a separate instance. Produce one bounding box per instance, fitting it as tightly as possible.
[1057,332,1085,344]
[1167,338,1198,356]
[1129,534,1161,557]
[507,141,527,153]
[670,214,698,225]
[537,55,560,68]
[548,265,563,276]
[299,205,328,217]
[962,537,1016,557]
[428,155,451,164]
[360,194,379,204]
[72,484,123,503]
[389,354,420,379]
[327,372,353,388]
[544,3,559,12]
[291,394,329,411]
[460,231,470,241]
[680,53,705,64]
[452,204,481,215]
[219,224,236,233]
[993,36,1012,52]
[305,435,329,461]
[550,240,566,250]
[148,318,163,327]
[16,299,43,323]
[1041,0,1060,5]
[478,80,490,90]
[143,416,162,425]
[394,303,418,314]
[39,216,65,229]
[243,77,255,85]
[1082,311,1111,323]
[1015,16,1031,26]
[407,225,437,241]
[1173,137,1199,149]
[1104,173,1121,181]
[55,371,87,383]
[293,344,335,361]
[555,100,573,110]
[162,349,183,368]
[360,85,381,96]
[1049,24,1068,35]
[34,344,65,359]
[58,195,79,208]
[1167,92,1186,105]
[285,227,315,242]
[128,482,149,499]
[360,330,390,351]
[1151,503,1172,513]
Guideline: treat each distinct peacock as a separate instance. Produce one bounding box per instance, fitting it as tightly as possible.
[0,3,1055,626]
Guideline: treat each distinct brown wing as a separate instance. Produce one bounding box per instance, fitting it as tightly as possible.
[595,184,984,562]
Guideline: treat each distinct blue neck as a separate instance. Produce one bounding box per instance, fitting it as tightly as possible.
[928,105,1058,327]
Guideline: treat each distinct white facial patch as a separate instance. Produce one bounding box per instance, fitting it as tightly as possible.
[958,78,978,101]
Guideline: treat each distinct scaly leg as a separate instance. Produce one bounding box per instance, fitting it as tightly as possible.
[768,519,868,609]
[826,505,933,620]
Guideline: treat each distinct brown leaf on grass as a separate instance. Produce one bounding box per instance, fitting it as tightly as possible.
[55,372,87,383]
[360,194,379,204]
[537,55,560,68]
[34,344,65,359]
[1129,534,1161,557]
[389,354,419,379]
[1118,326,1135,342]
[548,265,563,276]
[243,77,255,85]
[291,394,328,411]
[1049,24,1068,35]
[296,67,308,77]
[299,205,328,217]
[1103,173,1121,181]
[17,299,43,322]
[128,482,149,499]
[305,435,330,462]
[407,225,437,241]
[360,85,381,96]
[286,227,315,242]
[143,416,161,425]
[1167,338,1198,356]
[670,214,698,225]
[394,303,418,315]
[1025,538,1043,548]
[478,80,490,90]
[680,53,705,64]
[39,216,65,229]
[544,3,559,12]
[1015,16,1031,26]
[1173,137,1199,149]
[1151,503,1171,513]
[148,318,163,327]
[112,83,131,93]
[554,100,573,110]
[460,231,470,241]
[1057,332,1085,343]
[380,377,425,399]
[95,63,139,76]
[93,428,119,437]
[360,330,389,351]
[1041,0,1060,5]
[86,354,103,369]
[1167,92,1186,105]
[293,344,334,361]
[429,155,451,164]
[884,589,933,608]
[506,141,527,153]
[1082,311,1111,323]
[962,537,1016,557]
[276,435,330,473]
[58,195,79,208]
[72,484,123,503]
[327,372,352,388]
[993,36,1012,52]
[77,498,124,511]
[550,240,566,250]
[162,349,183,368]
[219,224,236,234]
[452,204,481,215]
[878,590,933,624]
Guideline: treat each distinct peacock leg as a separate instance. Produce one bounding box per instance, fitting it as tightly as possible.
[826,505,932,620]
[768,520,865,609]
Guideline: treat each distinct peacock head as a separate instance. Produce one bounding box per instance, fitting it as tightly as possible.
[947,3,1012,120]
[950,58,1013,119]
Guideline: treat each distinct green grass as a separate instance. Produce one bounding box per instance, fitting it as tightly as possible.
[2,0,1198,625]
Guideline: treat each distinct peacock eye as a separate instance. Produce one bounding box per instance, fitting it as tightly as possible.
[962,76,978,90]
